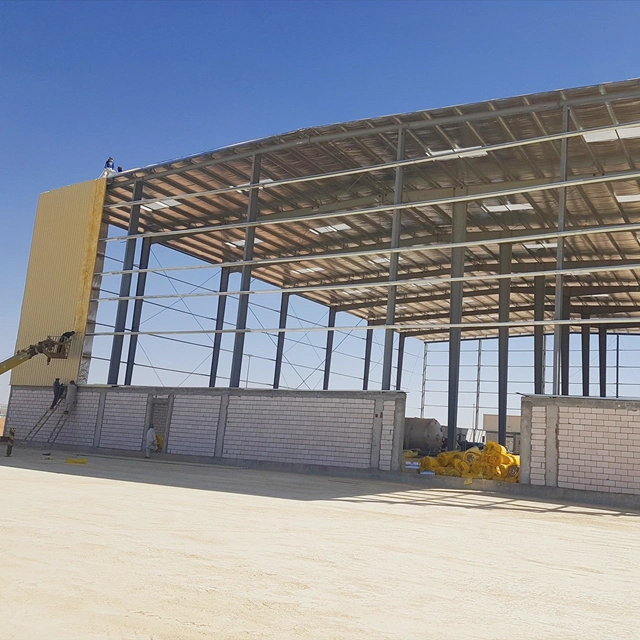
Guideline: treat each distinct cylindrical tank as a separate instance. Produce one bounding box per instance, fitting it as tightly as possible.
[403,417,445,451]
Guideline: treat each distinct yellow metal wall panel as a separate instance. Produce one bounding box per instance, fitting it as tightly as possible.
[11,179,107,386]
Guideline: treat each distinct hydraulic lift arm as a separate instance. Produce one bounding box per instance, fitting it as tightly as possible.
[0,333,75,376]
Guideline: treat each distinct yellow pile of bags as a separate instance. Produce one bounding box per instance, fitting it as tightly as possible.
[419,441,520,482]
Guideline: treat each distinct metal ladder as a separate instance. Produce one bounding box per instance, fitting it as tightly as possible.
[18,405,64,448]
[46,411,69,447]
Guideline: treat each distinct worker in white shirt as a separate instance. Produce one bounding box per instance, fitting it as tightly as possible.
[144,424,158,458]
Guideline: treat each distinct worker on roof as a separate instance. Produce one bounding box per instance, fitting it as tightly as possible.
[100,157,116,178]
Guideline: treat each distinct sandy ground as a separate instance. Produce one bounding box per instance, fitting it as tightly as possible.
[1,451,639,640]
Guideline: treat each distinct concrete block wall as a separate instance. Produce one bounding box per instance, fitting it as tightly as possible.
[6,386,405,471]
[99,393,149,451]
[54,391,101,447]
[223,396,374,468]
[521,395,640,496]
[167,395,220,457]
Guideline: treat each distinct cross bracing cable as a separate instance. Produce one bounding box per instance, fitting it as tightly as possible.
[94,261,640,305]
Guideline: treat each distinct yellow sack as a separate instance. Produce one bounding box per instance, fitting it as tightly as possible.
[485,441,507,456]
[463,447,481,465]
[437,452,456,467]
[454,459,470,475]
[419,456,440,472]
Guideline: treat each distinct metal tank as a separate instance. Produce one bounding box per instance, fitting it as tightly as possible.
[403,418,445,451]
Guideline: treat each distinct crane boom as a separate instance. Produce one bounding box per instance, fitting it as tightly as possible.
[0,333,75,376]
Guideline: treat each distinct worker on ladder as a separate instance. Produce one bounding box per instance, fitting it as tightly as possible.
[63,381,78,415]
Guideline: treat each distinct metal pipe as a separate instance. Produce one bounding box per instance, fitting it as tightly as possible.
[89,314,640,340]
[447,200,466,451]
[534,276,545,394]
[100,220,640,279]
[209,267,230,387]
[382,129,405,390]
[363,320,374,391]
[229,155,261,388]
[124,237,152,385]
[323,308,337,390]
[498,243,511,446]
[104,166,640,245]
[273,292,290,389]
[107,180,143,385]
[599,326,607,397]
[552,106,570,396]
[96,259,640,306]
[395,333,406,391]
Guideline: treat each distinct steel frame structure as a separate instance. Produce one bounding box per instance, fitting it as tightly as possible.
[89,79,640,448]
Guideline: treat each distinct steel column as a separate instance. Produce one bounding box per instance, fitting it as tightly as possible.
[581,311,590,396]
[323,307,337,390]
[534,276,545,394]
[209,267,230,387]
[561,293,571,395]
[123,237,152,386]
[616,335,620,398]
[107,181,144,385]
[552,106,570,395]
[363,320,374,391]
[420,342,428,419]
[498,243,511,446]
[395,333,406,391]
[447,199,466,450]
[381,129,406,390]
[273,292,290,389]
[229,155,261,388]
[599,326,607,397]
[473,339,483,439]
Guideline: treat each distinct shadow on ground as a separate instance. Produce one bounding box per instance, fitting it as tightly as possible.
[2,447,639,518]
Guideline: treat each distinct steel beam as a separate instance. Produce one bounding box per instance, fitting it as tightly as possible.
[395,333,406,391]
[552,106,570,396]
[363,320,374,391]
[498,243,511,446]
[381,129,405,390]
[599,325,607,397]
[447,199,466,450]
[229,155,261,388]
[209,267,230,387]
[123,237,152,386]
[273,292,290,389]
[581,311,590,397]
[112,89,640,188]
[534,276,545,394]
[561,293,571,396]
[107,181,143,385]
[323,307,337,390]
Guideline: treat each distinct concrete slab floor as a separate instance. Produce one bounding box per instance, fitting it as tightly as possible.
[1,450,639,640]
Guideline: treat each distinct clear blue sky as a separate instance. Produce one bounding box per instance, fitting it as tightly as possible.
[2,0,640,410]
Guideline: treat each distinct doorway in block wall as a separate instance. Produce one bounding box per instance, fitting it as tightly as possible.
[149,396,171,452]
